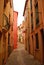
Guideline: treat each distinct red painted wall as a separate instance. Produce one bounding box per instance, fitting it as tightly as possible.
[13,11,18,49]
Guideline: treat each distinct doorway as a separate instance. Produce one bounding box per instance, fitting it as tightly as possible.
[40,29,44,63]
[8,33,11,56]
[3,33,6,64]
[8,33,10,45]
[32,35,34,55]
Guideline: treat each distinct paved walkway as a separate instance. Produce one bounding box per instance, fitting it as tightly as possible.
[5,43,43,65]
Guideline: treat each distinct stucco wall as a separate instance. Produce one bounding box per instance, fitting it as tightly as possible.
[0,0,4,65]
[4,2,10,18]
[13,11,18,49]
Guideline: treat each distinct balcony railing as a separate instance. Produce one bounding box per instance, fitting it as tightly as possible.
[2,14,10,33]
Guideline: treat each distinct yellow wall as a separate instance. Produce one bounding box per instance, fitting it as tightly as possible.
[0,0,4,65]
[0,0,4,28]
[0,0,13,65]
[4,2,10,18]
[24,0,44,63]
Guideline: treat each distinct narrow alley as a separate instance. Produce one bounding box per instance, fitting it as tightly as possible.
[0,0,44,65]
[5,43,42,65]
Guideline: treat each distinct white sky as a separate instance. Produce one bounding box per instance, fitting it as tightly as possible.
[13,0,26,26]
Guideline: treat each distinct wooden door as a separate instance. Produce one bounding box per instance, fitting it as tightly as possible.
[40,29,44,63]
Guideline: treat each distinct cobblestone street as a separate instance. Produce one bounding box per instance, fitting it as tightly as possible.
[5,43,43,65]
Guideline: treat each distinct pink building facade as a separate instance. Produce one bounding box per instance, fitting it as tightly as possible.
[13,11,18,49]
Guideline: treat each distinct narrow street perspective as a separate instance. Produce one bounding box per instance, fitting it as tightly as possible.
[5,43,41,65]
[0,0,44,65]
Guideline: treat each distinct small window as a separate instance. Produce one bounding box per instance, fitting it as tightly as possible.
[32,35,33,41]
[31,13,33,31]
[30,0,32,10]
[35,2,39,26]
[35,33,39,49]
[11,25,13,31]
[4,0,8,8]
[40,29,44,44]
[35,0,38,4]
[8,33,10,45]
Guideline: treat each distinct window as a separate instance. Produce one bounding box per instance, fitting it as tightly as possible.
[31,13,33,31]
[4,0,12,8]
[32,35,33,41]
[11,25,13,31]
[30,0,32,10]
[35,2,39,26]
[35,33,39,49]
[40,29,44,44]
[8,33,10,45]
[35,0,38,4]
[4,0,8,8]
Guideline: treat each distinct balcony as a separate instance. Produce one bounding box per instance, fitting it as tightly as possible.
[2,14,10,33]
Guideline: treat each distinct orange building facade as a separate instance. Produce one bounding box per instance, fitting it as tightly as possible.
[23,0,44,64]
[0,0,14,65]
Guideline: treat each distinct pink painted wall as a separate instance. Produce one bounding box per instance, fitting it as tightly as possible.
[13,11,18,49]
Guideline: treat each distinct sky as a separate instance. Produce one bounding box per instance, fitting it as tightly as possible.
[13,0,26,26]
